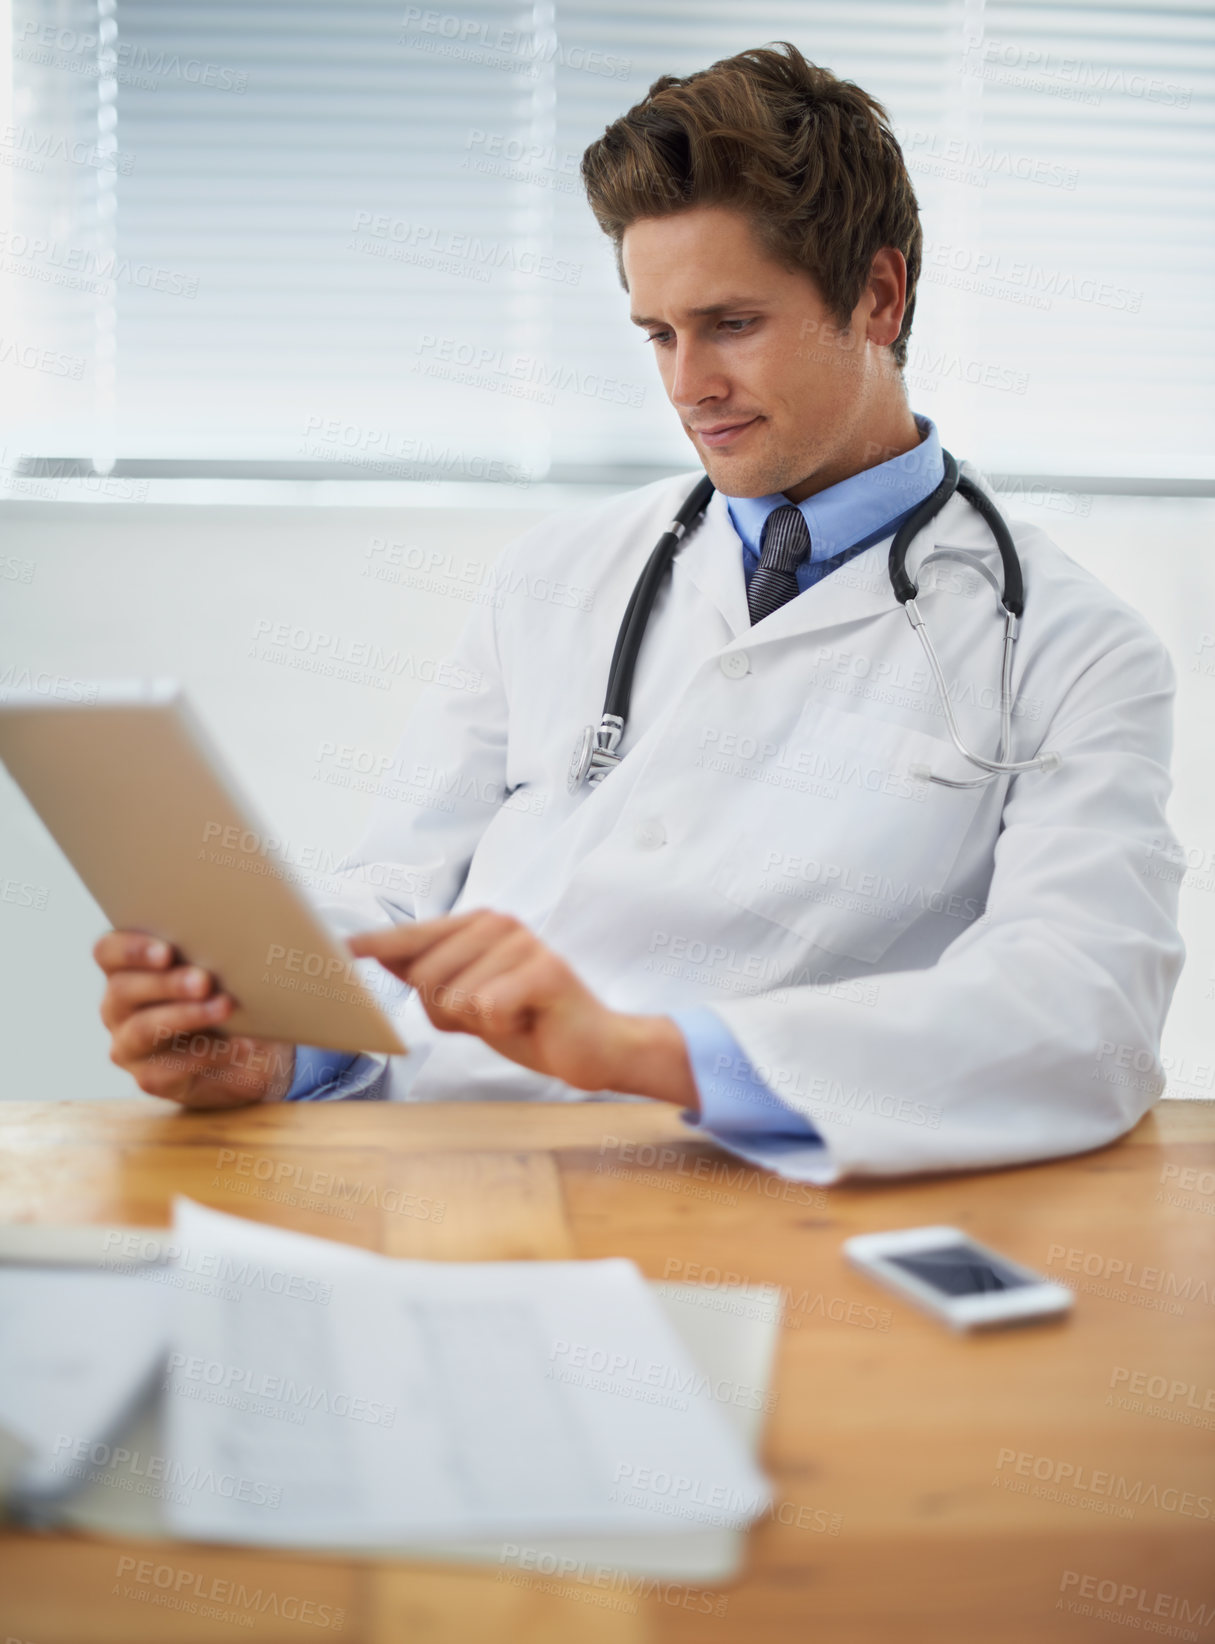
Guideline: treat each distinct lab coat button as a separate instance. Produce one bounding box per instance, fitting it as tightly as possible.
[719,651,750,678]
[634,818,667,850]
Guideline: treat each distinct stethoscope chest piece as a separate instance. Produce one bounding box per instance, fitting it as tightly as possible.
[568,714,624,794]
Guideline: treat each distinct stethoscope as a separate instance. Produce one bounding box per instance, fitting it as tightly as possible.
[568,450,1061,793]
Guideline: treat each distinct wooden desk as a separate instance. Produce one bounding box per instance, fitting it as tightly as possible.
[1,1099,1212,1644]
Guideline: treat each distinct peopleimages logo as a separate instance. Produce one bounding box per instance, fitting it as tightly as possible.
[0,228,198,297]
[168,1353,398,1428]
[1046,1243,1214,1309]
[350,210,582,286]
[112,1557,343,1630]
[497,1545,728,1616]
[399,7,631,79]
[547,1338,776,1415]
[995,1448,1213,1520]
[50,1435,281,1507]
[1058,1570,1214,1631]
[412,333,646,408]
[100,1231,333,1305]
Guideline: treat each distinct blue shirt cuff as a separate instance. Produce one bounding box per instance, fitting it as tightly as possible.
[285,1045,360,1102]
[669,1006,824,1142]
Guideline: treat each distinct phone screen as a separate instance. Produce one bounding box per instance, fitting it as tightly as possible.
[885,1243,1036,1297]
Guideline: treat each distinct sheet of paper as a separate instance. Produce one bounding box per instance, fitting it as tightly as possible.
[51,1280,783,1582]
[163,1199,772,1548]
[0,1269,171,1502]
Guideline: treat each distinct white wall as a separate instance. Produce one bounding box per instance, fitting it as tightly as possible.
[1,489,1212,1103]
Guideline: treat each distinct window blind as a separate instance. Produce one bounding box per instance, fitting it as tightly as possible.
[4,0,1212,480]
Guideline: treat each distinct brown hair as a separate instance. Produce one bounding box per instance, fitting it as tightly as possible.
[581,42,921,369]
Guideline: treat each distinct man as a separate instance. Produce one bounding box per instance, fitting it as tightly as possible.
[95,43,1184,1182]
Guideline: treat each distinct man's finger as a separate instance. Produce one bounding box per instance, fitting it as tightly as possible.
[129,1035,238,1099]
[134,1057,265,1108]
[111,995,233,1065]
[462,951,560,1034]
[421,928,537,1022]
[101,965,213,1030]
[135,1041,249,1095]
[93,930,175,975]
[346,911,489,969]
[134,1033,287,1103]
[131,1060,195,1101]
[403,917,530,1005]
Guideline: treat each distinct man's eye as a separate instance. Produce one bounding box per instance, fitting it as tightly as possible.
[643,319,754,344]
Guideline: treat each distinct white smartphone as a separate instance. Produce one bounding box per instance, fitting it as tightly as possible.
[843,1225,1074,1331]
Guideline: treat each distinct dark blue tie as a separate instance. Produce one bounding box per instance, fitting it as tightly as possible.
[748,504,811,624]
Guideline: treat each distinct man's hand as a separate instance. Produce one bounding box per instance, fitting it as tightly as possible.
[94,931,295,1109]
[347,910,699,1109]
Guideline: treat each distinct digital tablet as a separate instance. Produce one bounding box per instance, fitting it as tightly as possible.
[0,681,407,1056]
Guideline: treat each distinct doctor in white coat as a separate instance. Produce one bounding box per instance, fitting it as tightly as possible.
[95,44,1184,1182]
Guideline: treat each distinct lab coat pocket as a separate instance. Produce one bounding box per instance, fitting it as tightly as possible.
[706,700,987,965]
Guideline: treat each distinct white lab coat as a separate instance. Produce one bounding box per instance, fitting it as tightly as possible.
[317,463,1185,1182]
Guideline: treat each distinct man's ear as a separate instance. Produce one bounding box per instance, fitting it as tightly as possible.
[865,247,908,349]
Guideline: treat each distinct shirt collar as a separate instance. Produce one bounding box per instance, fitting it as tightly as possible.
[724,413,944,562]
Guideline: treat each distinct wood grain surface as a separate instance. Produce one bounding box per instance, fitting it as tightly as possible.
[0,1097,1212,1644]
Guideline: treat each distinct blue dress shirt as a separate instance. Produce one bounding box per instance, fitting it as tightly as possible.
[285,1043,374,1101]
[288,415,947,1178]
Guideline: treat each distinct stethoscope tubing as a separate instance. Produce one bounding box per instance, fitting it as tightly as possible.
[571,451,1057,792]
[603,472,715,727]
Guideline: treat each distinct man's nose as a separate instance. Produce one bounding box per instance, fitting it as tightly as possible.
[669,338,728,410]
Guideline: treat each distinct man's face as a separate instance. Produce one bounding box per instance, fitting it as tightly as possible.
[622,204,894,500]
